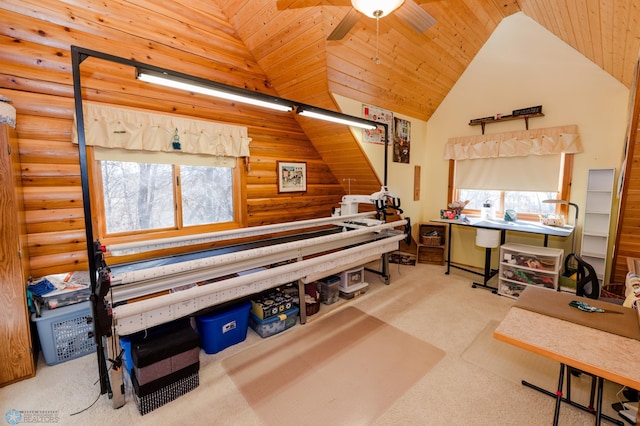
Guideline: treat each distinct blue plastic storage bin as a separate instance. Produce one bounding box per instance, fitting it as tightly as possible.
[32,301,96,365]
[249,306,299,338]
[195,301,251,354]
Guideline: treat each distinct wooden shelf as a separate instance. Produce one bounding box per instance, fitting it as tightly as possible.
[416,222,446,265]
[469,113,545,134]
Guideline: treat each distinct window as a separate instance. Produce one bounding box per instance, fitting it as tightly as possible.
[458,189,560,218]
[77,103,250,250]
[451,154,574,221]
[102,161,175,233]
[180,165,234,227]
[445,124,582,220]
[100,161,235,235]
[91,148,242,246]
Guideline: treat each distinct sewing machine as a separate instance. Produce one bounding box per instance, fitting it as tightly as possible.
[94,192,410,409]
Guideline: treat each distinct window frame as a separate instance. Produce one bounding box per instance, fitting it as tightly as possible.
[87,148,247,256]
[448,153,574,221]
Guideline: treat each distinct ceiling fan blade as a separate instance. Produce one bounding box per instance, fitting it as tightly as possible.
[395,0,437,34]
[327,7,361,41]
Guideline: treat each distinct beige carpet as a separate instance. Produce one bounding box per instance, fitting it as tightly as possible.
[223,306,445,426]
[462,320,559,388]
[462,320,625,420]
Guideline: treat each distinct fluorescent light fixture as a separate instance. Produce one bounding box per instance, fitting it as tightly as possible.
[137,68,294,112]
[296,105,377,130]
[351,0,405,18]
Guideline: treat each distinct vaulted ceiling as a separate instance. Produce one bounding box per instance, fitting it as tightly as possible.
[216,0,640,123]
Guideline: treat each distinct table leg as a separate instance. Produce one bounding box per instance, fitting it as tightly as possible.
[521,366,623,426]
[445,223,452,275]
[595,376,604,426]
[471,247,498,292]
[553,363,565,426]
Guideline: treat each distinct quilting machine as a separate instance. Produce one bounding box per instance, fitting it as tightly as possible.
[94,189,410,409]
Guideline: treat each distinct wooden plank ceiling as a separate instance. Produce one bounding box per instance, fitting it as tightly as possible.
[214,0,639,194]
[218,0,640,121]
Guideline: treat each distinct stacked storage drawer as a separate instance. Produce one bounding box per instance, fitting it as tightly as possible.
[127,323,200,415]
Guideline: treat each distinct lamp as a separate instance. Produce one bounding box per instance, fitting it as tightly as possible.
[543,199,579,254]
[296,105,377,130]
[136,68,295,112]
[351,0,405,18]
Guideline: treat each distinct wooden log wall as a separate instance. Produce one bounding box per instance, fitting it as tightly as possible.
[612,67,640,285]
[0,1,351,278]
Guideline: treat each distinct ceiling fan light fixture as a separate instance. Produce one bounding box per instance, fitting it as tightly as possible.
[351,0,405,19]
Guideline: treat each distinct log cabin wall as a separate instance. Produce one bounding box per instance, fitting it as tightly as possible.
[612,66,640,284]
[0,1,374,279]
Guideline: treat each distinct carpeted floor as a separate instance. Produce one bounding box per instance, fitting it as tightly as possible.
[223,306,445,426]
[461,319,625,421]
[0,260,634,425]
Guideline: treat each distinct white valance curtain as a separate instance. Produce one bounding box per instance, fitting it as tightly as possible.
[444,125,582,160]
[445,125,582,192]
[73,103,251,161]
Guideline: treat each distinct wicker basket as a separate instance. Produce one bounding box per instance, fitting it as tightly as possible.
[304,282,321,316]
[420,234,441,246]
[600,283,626,300]
[305,300,320,316]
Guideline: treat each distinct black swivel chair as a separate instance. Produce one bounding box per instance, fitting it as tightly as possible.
[567,253,601,299]
[563,253,601,412]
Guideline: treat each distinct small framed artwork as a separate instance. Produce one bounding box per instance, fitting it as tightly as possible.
[277,161,307,193]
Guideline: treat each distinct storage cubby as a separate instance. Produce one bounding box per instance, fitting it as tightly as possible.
[416,222,446,265]
[498,243,563,298]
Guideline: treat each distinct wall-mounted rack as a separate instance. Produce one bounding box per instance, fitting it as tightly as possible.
[469,112,545,134]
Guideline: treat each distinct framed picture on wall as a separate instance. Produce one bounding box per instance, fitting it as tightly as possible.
[277,161,307,193]
[362,104,393,145]
[393,117,411,163]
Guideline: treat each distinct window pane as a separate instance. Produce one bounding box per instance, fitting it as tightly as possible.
[459,189,558,215]
[504,191,558,214]
[101,161,175,233]
[180,165,234,226]
[459,189,500,210]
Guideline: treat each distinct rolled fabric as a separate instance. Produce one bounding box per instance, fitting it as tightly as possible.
[0,98,16,128]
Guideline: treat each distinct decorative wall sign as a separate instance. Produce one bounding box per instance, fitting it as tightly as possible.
[362,104,393,144]
[277,161,307,193]
[393,117,410,163]
[512,105,543,116]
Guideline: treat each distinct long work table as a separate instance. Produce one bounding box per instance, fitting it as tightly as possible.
[494,286,640,425]
[430,217,574,291]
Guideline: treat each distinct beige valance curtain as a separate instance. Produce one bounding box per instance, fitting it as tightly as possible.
[73,102,251,158]
[444,125,582,160]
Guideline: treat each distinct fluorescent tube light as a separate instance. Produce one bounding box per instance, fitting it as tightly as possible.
[137,68,294,112]
[296,105,377,130]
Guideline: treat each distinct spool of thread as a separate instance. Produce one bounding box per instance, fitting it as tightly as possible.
[475,229,500,248]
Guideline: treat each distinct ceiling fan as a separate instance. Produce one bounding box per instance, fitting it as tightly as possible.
[276,1,437,63]
[276,1,437,41]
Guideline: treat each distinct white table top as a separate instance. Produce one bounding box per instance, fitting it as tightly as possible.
[431,217,574,238]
